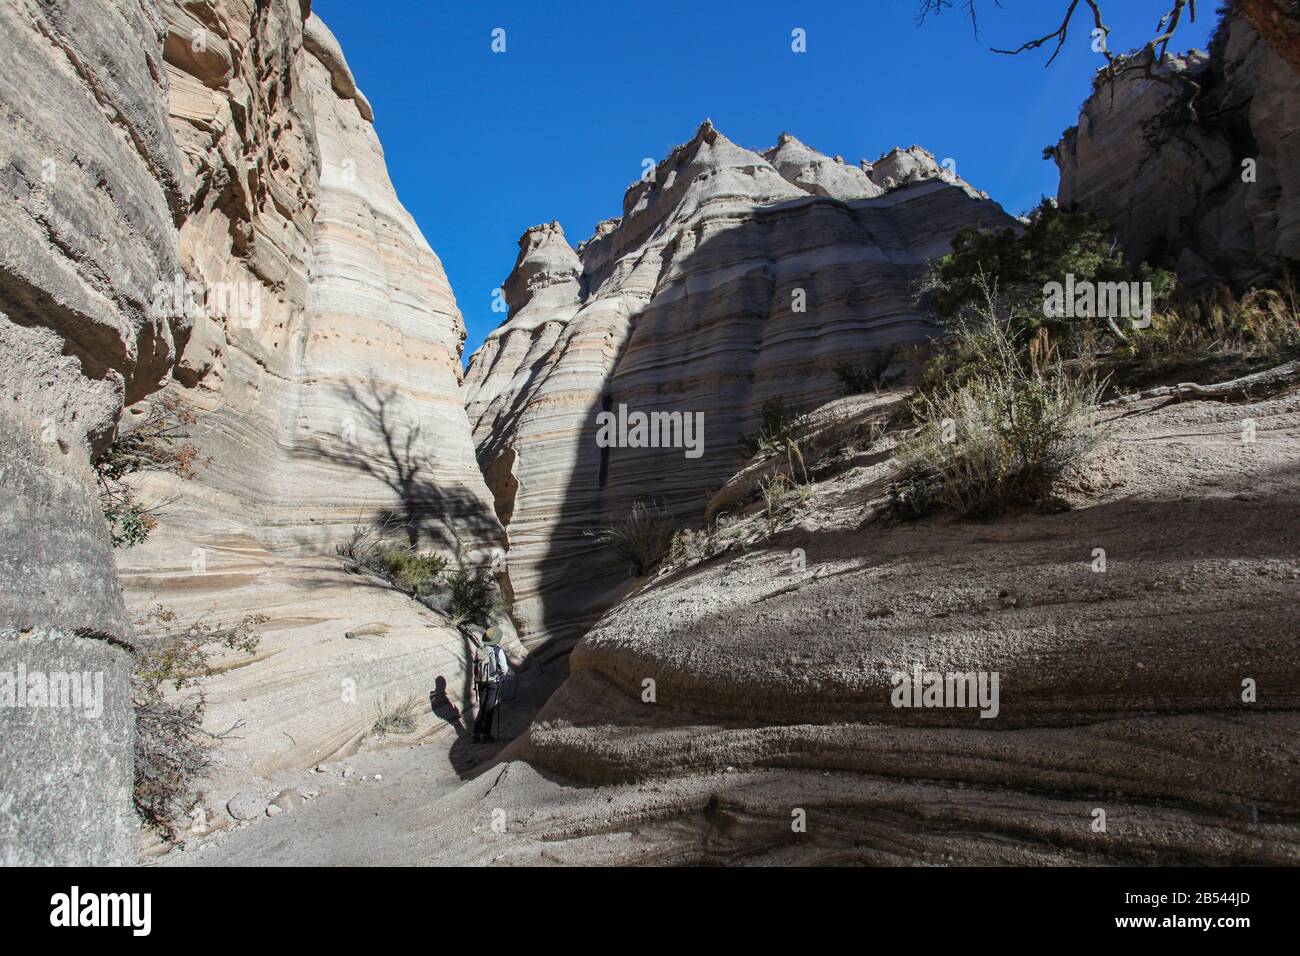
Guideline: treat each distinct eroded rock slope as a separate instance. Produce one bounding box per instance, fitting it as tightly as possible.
[425,386,1300,865]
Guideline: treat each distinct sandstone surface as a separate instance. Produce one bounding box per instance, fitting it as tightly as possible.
[1052,13,1300,286]
[464,122,1014,649]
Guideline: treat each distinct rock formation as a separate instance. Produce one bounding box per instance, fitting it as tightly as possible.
[425,386,1300,865]
[1052,11,1300,286]
[119,4,501,580]
[1,0,503,861]
[0,0,189,866]
[464,122,1014,649]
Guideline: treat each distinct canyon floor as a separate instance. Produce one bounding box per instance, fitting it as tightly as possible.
[151,374,1300,866]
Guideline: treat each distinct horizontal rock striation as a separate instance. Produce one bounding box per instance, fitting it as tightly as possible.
[1,0,501,861]
[464,122,1014,649]
[118,3,502,586]
[424,386,1300,865]
[1051,12,1300,286]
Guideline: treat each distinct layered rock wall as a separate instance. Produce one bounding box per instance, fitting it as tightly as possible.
[118,4,502,592]
[1,0,501,862]
[464,123,1013,648]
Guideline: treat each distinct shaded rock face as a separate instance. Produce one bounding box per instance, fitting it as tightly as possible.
[0,410,136,866]
[425,387,1300,866]
[0,0,185,866]
[0,0,186,457]
[1052,13,1300,286]
[463,122,1014,648]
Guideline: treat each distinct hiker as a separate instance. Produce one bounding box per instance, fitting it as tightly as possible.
[471,625,509,743]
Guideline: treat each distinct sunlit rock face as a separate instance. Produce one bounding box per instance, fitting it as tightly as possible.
[116,3,503,599]
[0,1,502,860]
[1052,12,1300,287]
[464,121,1015,649]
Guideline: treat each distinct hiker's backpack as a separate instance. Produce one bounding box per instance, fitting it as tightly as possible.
[474,646,503,685]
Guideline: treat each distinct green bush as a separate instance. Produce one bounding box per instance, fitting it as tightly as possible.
[376,548,447,597]
[445,565,501,622]
[922,200,1174,356]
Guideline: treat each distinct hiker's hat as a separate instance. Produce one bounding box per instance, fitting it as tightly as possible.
[484,625,502,644]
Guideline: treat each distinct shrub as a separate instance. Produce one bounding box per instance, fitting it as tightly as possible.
[893,290,1103,519]
[94,394,205,549]
[376,547,447,597]
[738,398,807,459]
[921,200,1174,355]
[1131,277,1300,362]
[586,500,675,576]
[445,565,501,623]
[132,605,265,838]
[372,694,421,735]
[834,347,898,396]
[337,518,501,624]
[667,514,742,569]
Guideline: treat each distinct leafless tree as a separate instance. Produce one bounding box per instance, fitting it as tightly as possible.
[917,0,1197,70]
[916,1,1203,113]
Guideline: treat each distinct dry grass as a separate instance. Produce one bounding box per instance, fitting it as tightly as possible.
[893,288,1104,519]
[586,500,676,577]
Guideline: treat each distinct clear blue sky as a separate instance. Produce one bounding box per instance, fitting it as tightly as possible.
[312,0,1217,359]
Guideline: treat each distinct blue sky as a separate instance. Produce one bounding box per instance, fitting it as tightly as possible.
[312,0,1217,359]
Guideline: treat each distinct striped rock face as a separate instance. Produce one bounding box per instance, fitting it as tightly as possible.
[464,121,1014,649]
[116,5,503,593]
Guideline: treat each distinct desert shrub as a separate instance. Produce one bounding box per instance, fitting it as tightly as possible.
[893,288,1103,519]
[738,398,809,459]
[372,694,421,735]
[337,518,499,623]
[445,565,501,622]
[586,500,675,576]
[94,394,206,548]
[668,526,714,566]
[834,347,898,396]
[667,513,743,568]
[922,200,1174,357]
[376,547,447,597]
[759,474,793,535]
[132,605,265,838]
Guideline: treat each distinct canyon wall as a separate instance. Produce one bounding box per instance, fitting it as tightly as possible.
[0,0,187,865]
[427,386,1300,865]
[117,3,502,593]
[1,0,502,861]
[464,123,1012,649]
[1052,11,1300,286]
